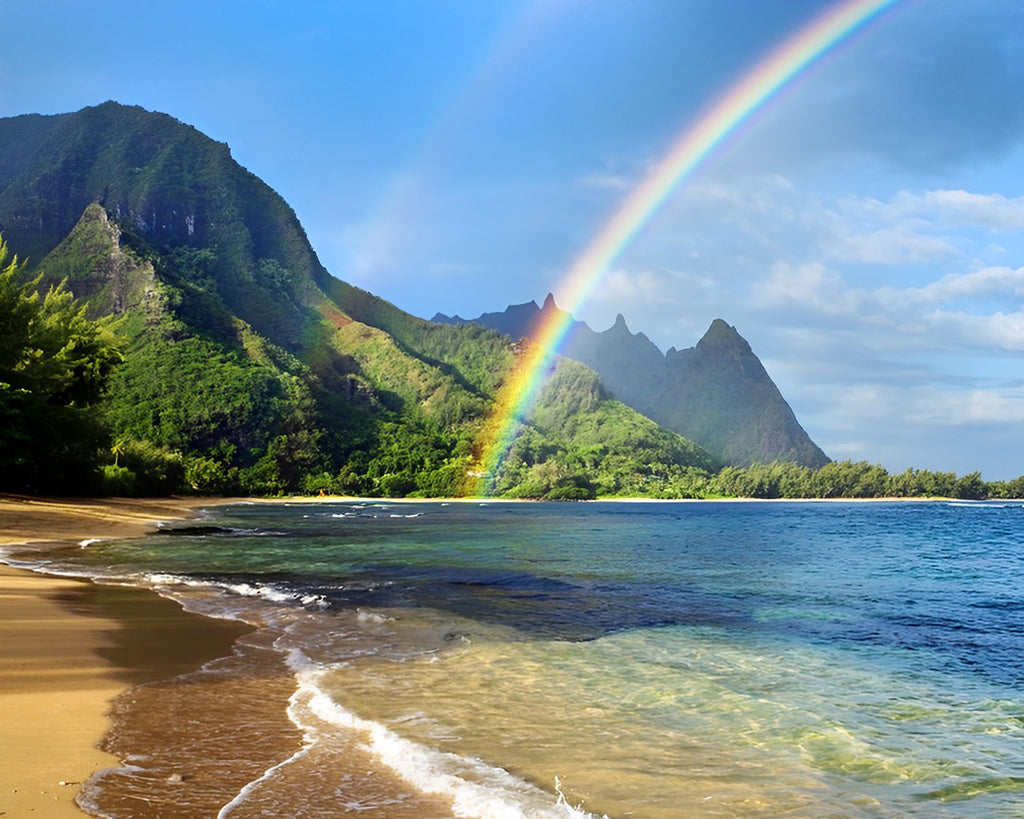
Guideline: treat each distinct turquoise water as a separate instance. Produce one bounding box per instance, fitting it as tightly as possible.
[15,500,1024,817]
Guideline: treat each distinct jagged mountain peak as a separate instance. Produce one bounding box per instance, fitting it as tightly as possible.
[701,318,742,342]
[436,299,829,468]
[695,318,754,357]
[39,201,162,321]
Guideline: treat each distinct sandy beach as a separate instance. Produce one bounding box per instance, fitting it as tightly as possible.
[0,495,243,817]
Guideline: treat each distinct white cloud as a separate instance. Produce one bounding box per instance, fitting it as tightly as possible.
[835,225,960,265]
[783,376,1024,475]
[929,309,1024,351]
[962,388,1024,424]
[922,189,1024,229]
[660,176,965,268]
[891,385,1024,427]
[858,189,1024,231]
[590,266,674,303]
[752,261,861,314]
[632,175,1024,341]
[892,266,1024,302]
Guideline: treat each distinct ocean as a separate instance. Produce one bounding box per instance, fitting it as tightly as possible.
[7,499,1024,817]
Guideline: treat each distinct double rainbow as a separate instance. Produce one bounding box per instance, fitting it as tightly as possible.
[469,0,900,496]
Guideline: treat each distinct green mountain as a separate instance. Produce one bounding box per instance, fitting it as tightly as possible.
[434,295,830,468]
[0,102,715,497]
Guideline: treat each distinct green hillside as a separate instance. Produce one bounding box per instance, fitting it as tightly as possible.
[0,102,715,498]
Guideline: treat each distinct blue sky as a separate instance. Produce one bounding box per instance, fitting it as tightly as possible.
[4,0,1024,479]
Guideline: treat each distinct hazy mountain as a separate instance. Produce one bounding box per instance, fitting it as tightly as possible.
[0,102,716,497]
[434,295,829,468]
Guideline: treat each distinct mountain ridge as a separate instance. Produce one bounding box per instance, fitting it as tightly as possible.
[433,296,829,468]
[1,101,718,498]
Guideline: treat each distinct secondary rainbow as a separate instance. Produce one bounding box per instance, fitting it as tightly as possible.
[470,0,900,495]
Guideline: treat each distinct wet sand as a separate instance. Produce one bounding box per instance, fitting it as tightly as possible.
[0,495,244,817]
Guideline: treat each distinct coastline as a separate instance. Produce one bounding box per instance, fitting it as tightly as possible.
[0,495,241,817]
[0,492,964,817]
[256,493,957,504]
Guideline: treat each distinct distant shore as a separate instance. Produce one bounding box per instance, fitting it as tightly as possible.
[0,495,244,817]
[261,494,960,503]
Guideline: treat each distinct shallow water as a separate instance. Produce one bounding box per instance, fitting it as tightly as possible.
[11,500,1024,817]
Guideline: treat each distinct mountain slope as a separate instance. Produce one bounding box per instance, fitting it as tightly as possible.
[0,101,329,349]
[653,319,828,467]
[1,102,716,497]
[434,296,829,468]
[38,202,354,493]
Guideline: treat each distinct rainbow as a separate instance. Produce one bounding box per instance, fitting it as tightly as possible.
[469,0,900,496]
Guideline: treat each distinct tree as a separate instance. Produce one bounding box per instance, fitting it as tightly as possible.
[955,471,986,500]
[0,238,122,492]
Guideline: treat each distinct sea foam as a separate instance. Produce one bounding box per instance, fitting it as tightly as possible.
[291,664,602,819]
[216,685,317,818]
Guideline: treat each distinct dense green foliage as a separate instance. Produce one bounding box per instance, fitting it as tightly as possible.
[24,195,718,500]
[677,460,1023,501]
[26,204,501,498]
[492,359,718,500]
[0,238,121,491]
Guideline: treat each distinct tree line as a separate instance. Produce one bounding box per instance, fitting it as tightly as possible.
[682,460,1022,501]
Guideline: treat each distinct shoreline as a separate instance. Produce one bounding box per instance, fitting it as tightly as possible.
[252,493,962,503]
[0,491,980,817]
[0,495,241,817]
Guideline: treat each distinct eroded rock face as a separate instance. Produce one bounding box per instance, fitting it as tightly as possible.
[41,203,163,320]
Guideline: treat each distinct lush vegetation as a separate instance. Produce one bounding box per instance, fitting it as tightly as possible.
[8,179,717,500]
[492,359,717,500]
[0,239,121,492]
[657,460,1023,501]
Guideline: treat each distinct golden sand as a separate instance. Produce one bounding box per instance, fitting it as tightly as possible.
[0,495,235,817]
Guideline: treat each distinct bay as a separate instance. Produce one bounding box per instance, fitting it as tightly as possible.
[23,500,1024,817]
